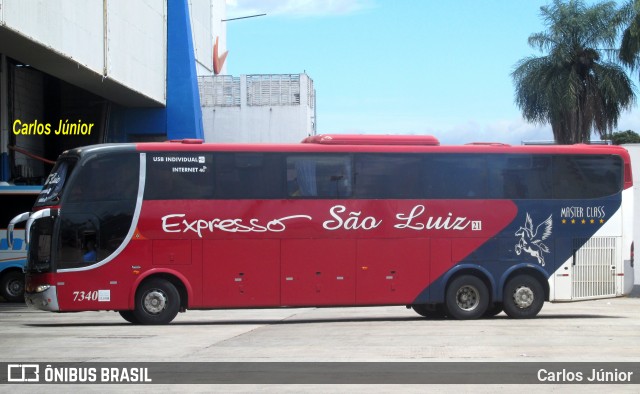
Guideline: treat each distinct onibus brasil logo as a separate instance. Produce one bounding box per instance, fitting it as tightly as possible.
[515,213,553,266]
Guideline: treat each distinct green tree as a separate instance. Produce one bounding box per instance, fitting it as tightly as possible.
[609,129,640,144]
[512,0,635,144]
[619,1,640,75]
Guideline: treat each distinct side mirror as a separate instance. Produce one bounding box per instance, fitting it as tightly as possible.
[8,212,30,248]
[25,209,57,245]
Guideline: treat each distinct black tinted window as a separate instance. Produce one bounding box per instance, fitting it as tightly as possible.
[142,151,623,201]
[66,154,139,203]
[553,155,622,199]
[488,155,552,199]
[215,153,283,199]
[145,153,214,199]
[423,155,488,199]
[287,155,352,198]
[36,159,76,206]
[58,153,139,269]
[354,154,422,198]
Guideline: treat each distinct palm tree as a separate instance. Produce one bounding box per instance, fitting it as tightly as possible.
[620,1,640,74]
[512,0,635,144]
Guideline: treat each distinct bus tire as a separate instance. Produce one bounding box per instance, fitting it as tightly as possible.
[118,310,140,324]
[503,275,544,319]
[412,304,446,319]
[445,275,489,320]
[0,270,25,303]
[484,303,503,317]
[133,278,180,325]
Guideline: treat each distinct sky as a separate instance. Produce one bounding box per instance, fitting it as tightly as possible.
[224,0,640,145]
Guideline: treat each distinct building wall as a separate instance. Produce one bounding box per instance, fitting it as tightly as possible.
[0,0,225,184]
[191,0,227,76]
[200,74,316,143]
[104,0,167,103]
[0,0,167,105]
[1,0,105,75]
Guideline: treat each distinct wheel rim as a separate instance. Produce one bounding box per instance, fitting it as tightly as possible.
[456,285,480,311]
[7,279,24,297]
[512,285,534,309]
[143,290,167,315]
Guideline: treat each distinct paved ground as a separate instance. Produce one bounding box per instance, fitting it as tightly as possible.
[1,288,639,392]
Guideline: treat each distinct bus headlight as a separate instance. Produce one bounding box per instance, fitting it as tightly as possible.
[33,285,51,293]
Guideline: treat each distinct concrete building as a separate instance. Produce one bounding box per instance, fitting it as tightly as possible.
[0,0,317,221]
[0,0,226,192]
[199,73,316,143]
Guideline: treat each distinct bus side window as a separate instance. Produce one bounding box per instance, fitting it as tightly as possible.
[215,153,283,199]
[354,154,422,198]
[488,155,552,199]
[502,172,528,199]
[424,155,488,199]
[286,155,352,198]
[146,153,214,200]
[553,155,622,199]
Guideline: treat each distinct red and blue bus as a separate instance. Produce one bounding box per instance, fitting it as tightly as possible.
[10,135,634,324]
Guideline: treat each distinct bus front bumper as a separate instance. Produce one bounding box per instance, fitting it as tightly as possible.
[25,286,60,311]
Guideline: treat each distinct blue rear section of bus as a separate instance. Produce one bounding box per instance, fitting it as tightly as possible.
[414,195,623,304]
[0,235,27,273]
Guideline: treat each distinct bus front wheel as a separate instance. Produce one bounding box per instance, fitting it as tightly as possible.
[133,278,180,325]
[503,275,544,319]
[445,275,489,320]
[118,310,140,324]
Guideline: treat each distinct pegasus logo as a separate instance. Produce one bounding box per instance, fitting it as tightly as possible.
[515,213,552,266]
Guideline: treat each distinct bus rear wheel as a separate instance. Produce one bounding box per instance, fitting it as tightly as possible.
[445,275,489,320]
[484,303,503,317]
[133,278,180,325]
[503,275,544,319]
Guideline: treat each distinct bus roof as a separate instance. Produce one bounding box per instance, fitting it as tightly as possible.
[57,136,633,159]
[127,136,630,157]
[302,134,441,146]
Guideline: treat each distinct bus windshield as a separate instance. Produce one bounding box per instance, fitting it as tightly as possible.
[26,151,139,273]
[35,158,76,207]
